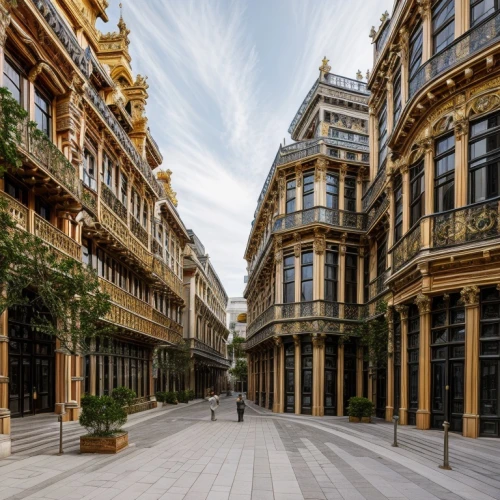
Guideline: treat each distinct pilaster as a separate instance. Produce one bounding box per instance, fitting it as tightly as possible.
[461,286,480,438]
[454,118,468,208]
[313,230,325,300]
[415,293,431,430]
[312,334,325,416]
[386,306,395,421]
[273,337,282,413]
[419,0,432,62]
[278,339,285,413]
[356,345,363,397]
[294,335,301,415]
[401,163,410,233]
[396,305,409,424]
[399,26,410,107]
[337,343,344,416]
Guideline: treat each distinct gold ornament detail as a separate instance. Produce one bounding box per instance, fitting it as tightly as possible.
[414,293,431,314]
[460,285,480,306]
[319,56,331,75]
[157,170,178,207]
[395,304,409,320]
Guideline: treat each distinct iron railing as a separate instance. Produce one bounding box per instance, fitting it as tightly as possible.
[391,223,422,272]
[362,169,386,211]
[324,74,370,95]
[273,207,366,233]
[368,270,390,300]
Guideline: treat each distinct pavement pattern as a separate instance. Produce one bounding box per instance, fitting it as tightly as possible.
[0,396,499,500]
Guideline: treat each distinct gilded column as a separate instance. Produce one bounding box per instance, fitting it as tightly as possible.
[313,230,325,300]
[295,164,303,211]
[369,107,378,179]
[386,75,394,135]
[419,0,432,62]
[401,163,410,234]
[293,335,301,415]
[415,293,431,430]
[461,285,480,438]
[421,138,434,248]
[454,112,468,208]
[312,334,325,416]
[386,179,394,271]
[294,233,301,305]
[337,343,344,416]
[338,164,347,211]
[266,348,271,409]
[396,305,409,424]
[455,0,470,36]
[399,26,410,107]
[315,158,327,207]
[386,306,395,421]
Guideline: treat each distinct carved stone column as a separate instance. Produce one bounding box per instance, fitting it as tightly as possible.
[313,230,325,301]
[419,0,432,62]
[273,337,281,413]
[312,334,325,416]
[386,306,395,421]
[337,342,344,415]
[401,163,410,234]
[462,285,480,438]
[454,109,468,208]
[415,293,431,430]
[315,158,327,207]
[399,26,410,106]
[295,164,303,211]
[278,338,285,413]
[396,305,409,424]
[293,335,301,415]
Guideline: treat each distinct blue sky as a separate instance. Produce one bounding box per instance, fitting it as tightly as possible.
[99,0,393,298]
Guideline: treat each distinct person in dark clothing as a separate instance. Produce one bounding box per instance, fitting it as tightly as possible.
[236,394,246,422]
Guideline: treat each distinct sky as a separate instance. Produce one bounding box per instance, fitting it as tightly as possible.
[98,0,393,298]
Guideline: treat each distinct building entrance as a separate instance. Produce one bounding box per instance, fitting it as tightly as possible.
[8,302,55,417]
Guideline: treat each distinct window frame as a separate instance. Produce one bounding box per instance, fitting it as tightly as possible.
[300,251,313,302]
[326,173,339,209]
[302,172,314,210]
[378,101,388,172]
[471,0,499,27]
[432,0,455,55]
[83,148,97,191]
[283,255,295,304]
[325,248,338,302]
[409,23,424,82]
[286,179,296,214]
[434,132,456,213]
[34,88,52,139]
[409,159,425,228]
[3,57,22,105]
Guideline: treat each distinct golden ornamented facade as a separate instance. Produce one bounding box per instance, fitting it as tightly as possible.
[0,0,228,458]
[245,0,500,439]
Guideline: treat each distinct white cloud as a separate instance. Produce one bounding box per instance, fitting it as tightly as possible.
[114,0,392,297]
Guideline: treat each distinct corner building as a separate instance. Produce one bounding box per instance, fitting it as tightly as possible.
[0,0,200,457]
[244,62,371,417]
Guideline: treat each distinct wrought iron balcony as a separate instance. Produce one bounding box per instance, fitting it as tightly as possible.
[18,118,81,200]
[366,196,389,231]
[273,207,366,233]
[190,338,230,367]
[409,12,500,99]
[101,184,127,220]
[362,169,386,211]
[81,182,97,213]
[392,223,422,273]
[368,270,390,300]
[246,300,365,339]
[432,197,500,249]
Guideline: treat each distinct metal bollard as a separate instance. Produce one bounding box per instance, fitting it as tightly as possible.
[58,410,66,456]
[392,415,399,447]
[439,421,452,470]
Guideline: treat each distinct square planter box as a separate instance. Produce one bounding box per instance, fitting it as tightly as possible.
[80,432,128,454]
[349,416,371,423]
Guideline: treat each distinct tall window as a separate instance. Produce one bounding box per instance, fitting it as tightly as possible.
[434,133,455,212]
[325,249,338,302]
[394,174,403,242]
[409,23,423,81]
[283,255,295,303]
[83,150,97,191]
[326,173,339,209]
[286,179,296,214]
[102,155,113,189]
[378,102,388,172]
[432,0,455,54]
[302,173,314,210]
[142,203,148,228]
[301,251,313,302]
[35,89,51,138]
[363,255,369,303]
[121,173,128,206]
[344,177,356,212]
[410,160,425,227]
[377,237,387,278]
[393,70,402,125]
[345,247,357,303]
[408,304,420,426]
[471,0,499,27]
[4,58,21,104]
[469,111,500,203]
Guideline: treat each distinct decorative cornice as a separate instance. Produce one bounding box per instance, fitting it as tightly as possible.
[461,285,480,306]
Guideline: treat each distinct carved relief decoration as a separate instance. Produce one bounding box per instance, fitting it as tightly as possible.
[460,285,480,306]
[414,293,431,314]
[293,232,302,258]
[313,229,326,255]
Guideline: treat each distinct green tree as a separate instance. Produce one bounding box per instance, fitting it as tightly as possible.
[227,331,245,360]
[157,339,192,391]
[229,358,247,390]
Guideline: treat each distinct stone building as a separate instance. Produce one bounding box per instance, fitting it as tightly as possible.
[0,0,189,458]
[245,0,500,439]
[244,61,370,417]
[183,230,230,398]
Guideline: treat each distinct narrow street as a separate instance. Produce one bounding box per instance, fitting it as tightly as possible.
[0,396,499,500]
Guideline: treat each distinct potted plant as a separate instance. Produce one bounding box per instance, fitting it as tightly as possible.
[79,394,128,453]
[112,387,136,413]
[346,397,374,423]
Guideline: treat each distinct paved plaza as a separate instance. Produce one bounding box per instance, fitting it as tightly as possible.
[0,397,499,500]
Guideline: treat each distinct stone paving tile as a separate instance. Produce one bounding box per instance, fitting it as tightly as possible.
[1,397,499,500]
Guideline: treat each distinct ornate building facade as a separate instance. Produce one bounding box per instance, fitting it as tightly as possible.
[244,62,370,417]
[0,0,224,459]
[245,0,500,439]
[183,230,230,398]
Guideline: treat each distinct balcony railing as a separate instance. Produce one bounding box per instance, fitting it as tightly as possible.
[101,184,127,219]
[410,12,500,99]
[1,192,28,230]
[366,196,389,231]
[324,74,370,95]
[432,197,500,248]
[33,213,81,260]
[190,338,230,366]
[81,183,97,213]
[19,118,81,200]
[391,222,422,273]
[247,300,365,339]
[152,256,184,299]
[273,207,366,233]
[368,270,390,300]
[130,217,149,248]
[362,169,386,211]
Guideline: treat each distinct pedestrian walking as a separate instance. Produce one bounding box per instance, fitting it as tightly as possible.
[236,394,246,422]
[209,391,218,421]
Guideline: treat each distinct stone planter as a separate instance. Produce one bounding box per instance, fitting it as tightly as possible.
[349,416,371,423]
[80,432,128,454]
